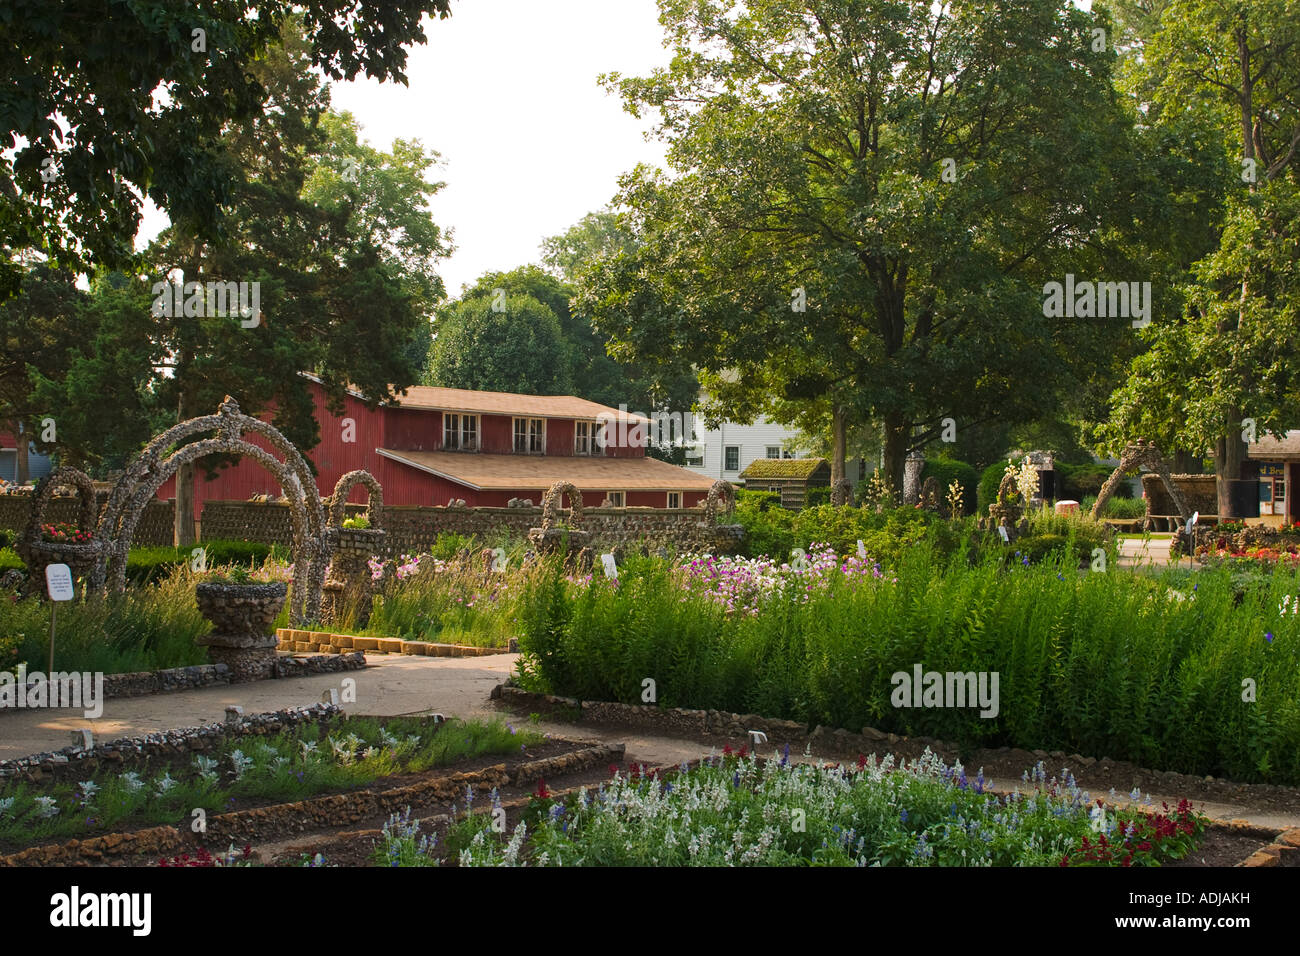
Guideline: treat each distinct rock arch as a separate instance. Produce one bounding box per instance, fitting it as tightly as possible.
[539,481,584,531]
[327,470,384,531]
[95,397,326,626]
[705,479,736,520]
[1091,440,1190,527]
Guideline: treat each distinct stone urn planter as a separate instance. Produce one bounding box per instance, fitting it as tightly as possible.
[195,581,287,682]
[321,471,387,628]
[321,526,386,627]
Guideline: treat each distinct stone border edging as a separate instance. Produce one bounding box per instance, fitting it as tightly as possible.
[277,627,511,657]
[0,703,341,779]
[0,740,625,866]
[1238,828,1300,867]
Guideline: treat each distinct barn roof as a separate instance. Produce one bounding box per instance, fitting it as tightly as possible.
[376,449,716,492]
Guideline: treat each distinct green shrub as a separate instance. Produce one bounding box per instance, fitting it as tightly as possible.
[734,489,781,512]
[803,486,832,508]
[1056,462,1131,500]
[920,458,978,515]
[515,551,1300,784]
[977,462,1007,515]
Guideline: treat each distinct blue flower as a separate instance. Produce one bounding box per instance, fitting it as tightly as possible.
[899,809,908,823]
[1266,632,1275,643]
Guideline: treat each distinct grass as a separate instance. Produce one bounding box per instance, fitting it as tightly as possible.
[0,716,540,849]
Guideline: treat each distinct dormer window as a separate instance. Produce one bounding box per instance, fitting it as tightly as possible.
[513,417,545,454]
[444,413,479,451]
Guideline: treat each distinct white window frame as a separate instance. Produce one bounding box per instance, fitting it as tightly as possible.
[514,417,546,454]
[606,491,626,507]
[575,420,596,456]
[766,446,781,459]
[724,445,740,472]
[444,413,479,451]
[666,491,682,509]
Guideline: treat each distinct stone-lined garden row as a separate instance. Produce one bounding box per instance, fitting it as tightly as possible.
[275,628,509,657]
[0,740,626,865]
[0,703,341,782]
[491,683,1300,832]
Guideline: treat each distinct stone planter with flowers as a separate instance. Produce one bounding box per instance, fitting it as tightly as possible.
[17,467,105,594]
[195,568,288,682]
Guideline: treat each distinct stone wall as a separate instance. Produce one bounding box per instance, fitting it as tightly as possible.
[200,499,737,554]
[0,491,174,546]
[1142,473,1217,516]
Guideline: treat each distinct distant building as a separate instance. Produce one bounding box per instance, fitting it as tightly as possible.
[739,457,832,509]
[159,378,715,517]
[1247,431,1300,526]
[0,431,52,484]
[681,396,808,483]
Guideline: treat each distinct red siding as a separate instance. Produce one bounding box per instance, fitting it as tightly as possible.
[156,382,696,519]
[479,414,514,454]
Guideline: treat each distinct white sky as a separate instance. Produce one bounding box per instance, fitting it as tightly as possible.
[134,0,1095,297]
[138,0,672,298]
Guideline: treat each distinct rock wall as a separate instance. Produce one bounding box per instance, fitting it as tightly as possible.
[1142,474,1217,516]
[0,491,173,546]
[200,500,738,554]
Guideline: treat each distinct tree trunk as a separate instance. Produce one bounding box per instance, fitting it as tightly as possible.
[1215,419,1247,520]
[881,413,907,505]
[830,404,846,486]
[173,393,197,547]
[14,421,29,484]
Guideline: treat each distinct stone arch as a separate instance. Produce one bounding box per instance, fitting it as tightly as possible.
[327,470,384,530]
[1091,440,1189,526]
[540,481,583,530]
[705,479,736,519]
[95,397,326,626]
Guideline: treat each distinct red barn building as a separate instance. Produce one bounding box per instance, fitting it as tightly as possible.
[160,378,714,516]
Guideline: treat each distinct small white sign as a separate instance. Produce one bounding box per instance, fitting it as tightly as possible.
[601,553,618,579]
[45,563,74,601]
[997,526,1010,543]
[1187,511,1199,534]
[857,539,867,559]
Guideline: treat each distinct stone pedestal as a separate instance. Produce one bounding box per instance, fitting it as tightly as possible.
[195,582,287,682]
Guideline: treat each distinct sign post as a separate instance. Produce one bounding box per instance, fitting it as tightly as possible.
[44,563,74,673]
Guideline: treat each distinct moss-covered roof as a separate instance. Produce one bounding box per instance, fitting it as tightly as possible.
[739,457,828,480]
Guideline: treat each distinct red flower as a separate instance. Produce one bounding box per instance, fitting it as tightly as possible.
[534,779,551,800]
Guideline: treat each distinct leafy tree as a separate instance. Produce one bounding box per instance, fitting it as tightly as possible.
[540,209,635,285]
[0,0,452,295]
[1099,0,1300,516]
[27,25,451,543]
[581,0,1154,490]
[425,293,575,395]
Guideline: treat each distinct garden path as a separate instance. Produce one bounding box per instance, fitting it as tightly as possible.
[2,653,1297,831]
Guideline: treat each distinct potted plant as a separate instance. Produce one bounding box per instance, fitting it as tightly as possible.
[194,566,287,681]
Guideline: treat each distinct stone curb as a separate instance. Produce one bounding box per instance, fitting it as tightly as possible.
[1237,828,1300,867]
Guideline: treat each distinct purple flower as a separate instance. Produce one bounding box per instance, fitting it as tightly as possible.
[1266,632,1274,643]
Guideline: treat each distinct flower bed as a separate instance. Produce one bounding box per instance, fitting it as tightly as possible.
[0,715,540,852]
[376,749,1207,867]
